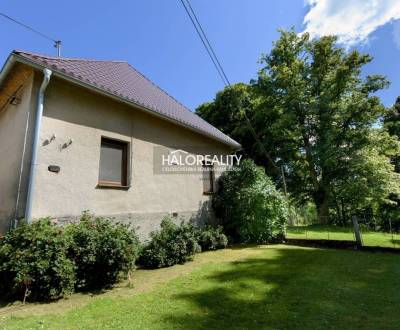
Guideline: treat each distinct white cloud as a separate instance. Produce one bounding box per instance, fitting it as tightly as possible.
[303,0,400,47]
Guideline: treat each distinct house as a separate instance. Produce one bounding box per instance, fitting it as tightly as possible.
[0,51,240,238]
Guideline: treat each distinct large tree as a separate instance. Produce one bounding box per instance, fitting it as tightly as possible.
[196,83,269,167]
[379,97,400,229]
[196,84,283,181]
[385,96,400,172]
[197,30,400,224]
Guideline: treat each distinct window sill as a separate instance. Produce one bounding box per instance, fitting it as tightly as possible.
[97,182,130,190]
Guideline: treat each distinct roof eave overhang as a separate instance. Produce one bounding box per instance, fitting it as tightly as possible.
[2,53,241,151]
[0,53,17,88]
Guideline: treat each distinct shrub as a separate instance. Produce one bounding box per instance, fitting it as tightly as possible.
[198,226,228,251]
[0,219,75,302]
[139,217,198,268]
[66,212,140,290]
[213,159,288,243]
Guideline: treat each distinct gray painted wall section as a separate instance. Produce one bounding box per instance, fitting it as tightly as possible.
[26,74,227,238]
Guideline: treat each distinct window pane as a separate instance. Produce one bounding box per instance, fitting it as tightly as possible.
[99,140,125,184]
[203,165,214,193]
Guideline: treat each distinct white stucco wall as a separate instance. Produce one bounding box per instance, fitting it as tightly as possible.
[29,75,231,238]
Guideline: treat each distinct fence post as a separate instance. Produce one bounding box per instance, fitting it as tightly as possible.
[389,218,395,248]
[352,215,363,248]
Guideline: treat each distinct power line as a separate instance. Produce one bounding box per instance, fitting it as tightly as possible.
[178,0,280,172]
[179,0,228,86]
[0,12,56,42]
[180,1,291,229]
[0,12,61,56]
[184,0,231,86]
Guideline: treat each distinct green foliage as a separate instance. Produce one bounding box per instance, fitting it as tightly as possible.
[385,96,400,141]
[0,219,75,301]
[329,130,400,224]
[379,96,400,231]
[377,207,400,232]
[66,212,140,290]
[196,83,262,163]
[197,226,228,251]
[197,29,400,225]
[213,159,288,243]
[290,202,318,225]
[255,30,400,223]
[139,217,198,269]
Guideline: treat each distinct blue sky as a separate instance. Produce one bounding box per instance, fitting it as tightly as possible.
[1,0,400,109]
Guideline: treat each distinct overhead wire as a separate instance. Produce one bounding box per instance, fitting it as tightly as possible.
[179,0,280,173]
[0,12,61,55]
[179,0,228,86]
[0,12,57,42]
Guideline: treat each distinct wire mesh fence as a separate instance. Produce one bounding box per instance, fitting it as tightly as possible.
[286,218,400,249]
[359,227,400,249]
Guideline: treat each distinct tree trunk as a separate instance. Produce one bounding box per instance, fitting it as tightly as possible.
[314,189,330,224]
[301,130,330,224]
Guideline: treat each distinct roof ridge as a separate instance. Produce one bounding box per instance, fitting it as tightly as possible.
[15,51,197,115]
[13,50,127,63]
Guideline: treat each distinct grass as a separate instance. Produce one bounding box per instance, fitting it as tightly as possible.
[1,245,400,329]
[287,225,400,248]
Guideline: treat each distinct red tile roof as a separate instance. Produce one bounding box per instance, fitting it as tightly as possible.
[12,51,240,149]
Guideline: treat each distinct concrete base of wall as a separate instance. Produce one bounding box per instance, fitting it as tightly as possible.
[53,205,216,241]
[2,202,218,241]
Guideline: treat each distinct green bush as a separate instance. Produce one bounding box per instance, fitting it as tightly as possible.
[139,217,198,269]
[213,159,288,243]
[0,219,75,302]
[66,212,140,290]
[198,226,228,251]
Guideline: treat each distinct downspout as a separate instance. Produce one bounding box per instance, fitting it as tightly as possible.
[25,68,52,223]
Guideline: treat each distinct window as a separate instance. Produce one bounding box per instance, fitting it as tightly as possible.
[98,137,128,187]
[202,163,214,194]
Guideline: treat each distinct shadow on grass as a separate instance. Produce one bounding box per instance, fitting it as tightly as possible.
[162,247,400,329]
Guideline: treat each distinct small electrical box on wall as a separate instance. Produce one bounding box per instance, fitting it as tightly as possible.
[48,165,60,173]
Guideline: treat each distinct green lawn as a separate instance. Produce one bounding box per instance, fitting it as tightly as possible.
[1,245,400,329]
[287,225,400,248]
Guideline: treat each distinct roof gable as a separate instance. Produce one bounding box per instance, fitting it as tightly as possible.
[9,51,240,149]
